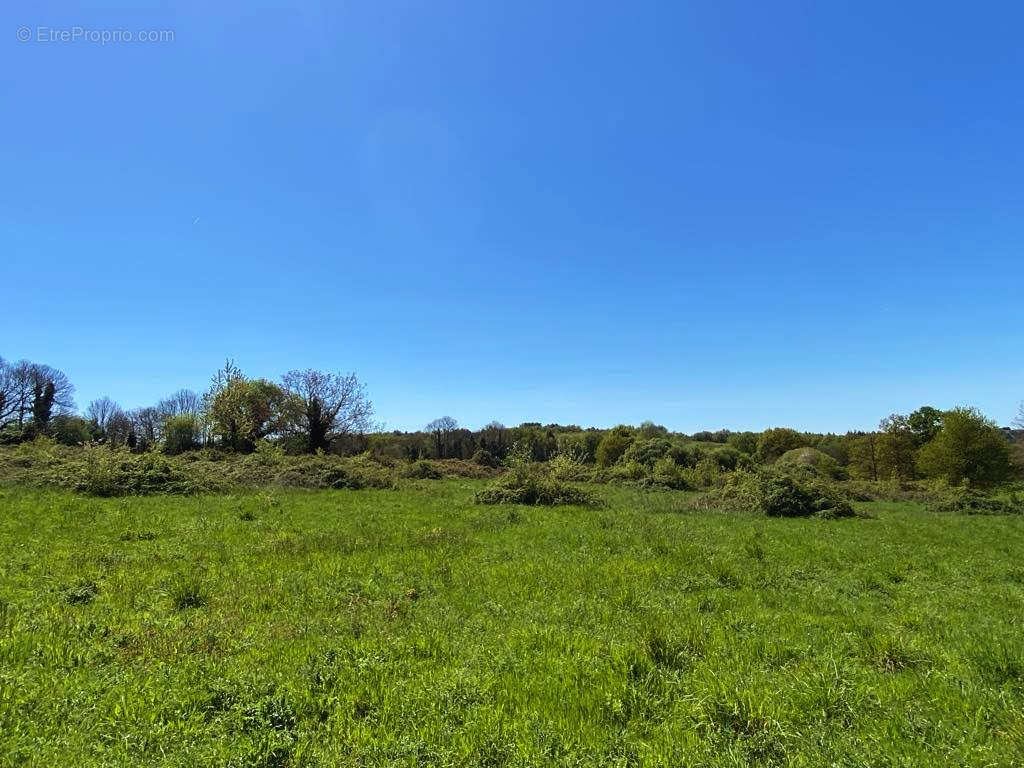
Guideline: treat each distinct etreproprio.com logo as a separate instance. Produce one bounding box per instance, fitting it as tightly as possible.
[17,26,175,44]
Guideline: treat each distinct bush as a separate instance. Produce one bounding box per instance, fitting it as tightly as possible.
[754,471,854,518]
[776,447,844,479]
[70,446,213,496]
[595,427,634,468]
[934,487,1023,516]
[647,456,692,490]
[549,448,590,482]
[475,464,597,506]
[707,469,854,518]
[272,455,395,490]
[403,460,443,479]
[471,449,498,468]
[620,438,672,467]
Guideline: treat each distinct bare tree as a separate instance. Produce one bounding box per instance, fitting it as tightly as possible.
[282,369,373,453]
[0,361,75,428]
[104,407,133,447]
[131,407,163,449]
[0,357,14,424]
[158,389,202,418]
[1015,402,1024,430]
[86,397,119,430]
[426,416,458,459]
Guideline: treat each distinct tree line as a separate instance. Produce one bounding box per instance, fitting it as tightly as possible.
[0,358,372,455]
[1,354,1021,486]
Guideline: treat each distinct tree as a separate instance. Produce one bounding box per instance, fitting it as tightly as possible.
[208,375,291,452]
[0,360,74,428]
[131,407,163,450]
[426,417,458,459]
[916,407,1014,487]
[158,389,202,418]
[756,428,807,463]
[31,379,56,430]
[282,370,373,453]
[164,413,202,455]
[907,406,944,446]
[876,414,917,480]
[848,432,880,481]
[50,414,93,445]
[479,421,509,460]
[86,397,119,433]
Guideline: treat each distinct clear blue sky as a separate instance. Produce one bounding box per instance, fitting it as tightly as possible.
[3,1,1022,432]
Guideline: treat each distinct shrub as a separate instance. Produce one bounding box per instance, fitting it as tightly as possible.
[710,446,744,471]
[471,449,498,468]
[668,442,703,468]
[647,456,692,490]
[934,488,1023,516]
[252,439,286,466]
[72,447,190,496]
[549,447,590,482]
[754,471,854,518]
[776,447,844,479]
[595,427,634,468]
[475,464,597,506]
[273,455,395,490]
[620,438,672,467]
[403,460,443,479]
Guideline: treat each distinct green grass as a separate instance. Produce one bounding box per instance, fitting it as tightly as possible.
[1,481,1023,766]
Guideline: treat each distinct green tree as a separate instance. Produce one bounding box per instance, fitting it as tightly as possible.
[595,426,634,467]
[907,406,944,446]
[756,428,807,463]
[916,407,1014,487]
[877,414,917,480]
[847,433,880,480]
[208,377,291,452]
[163,414,202,455]
[726,432,759,455]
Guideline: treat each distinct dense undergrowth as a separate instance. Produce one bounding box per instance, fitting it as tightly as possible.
[1,439,1021,520]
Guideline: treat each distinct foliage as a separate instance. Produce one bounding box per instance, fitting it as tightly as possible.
[916,407,1015,487]
[402,459,444,480]
[595,426,634,467]
[163,413,202,455]
[620,438,673,467]
[470,448,498,468]
[877,414,917,480]
[475,463,597,506]
[48,414,94,445]
[207,376,292,453]
[753,470,855,518]
[776,447,844,479]
[756,428,808,463]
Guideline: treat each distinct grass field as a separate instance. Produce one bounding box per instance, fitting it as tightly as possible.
[2,480,1023,767]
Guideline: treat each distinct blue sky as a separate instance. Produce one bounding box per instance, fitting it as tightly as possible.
[2,1,1022,432]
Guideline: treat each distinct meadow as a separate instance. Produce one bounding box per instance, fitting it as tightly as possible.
[2,480,1023,767]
